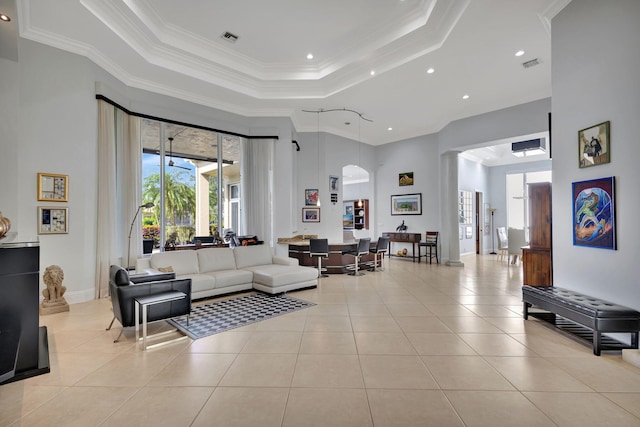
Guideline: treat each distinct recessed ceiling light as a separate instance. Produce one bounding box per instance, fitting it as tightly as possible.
[0,14,10,22]
[370,70,375,76]
[515,50,525,57]
[387,127,393,131]
[462,94,470,100]
[427,68,435,74]
[306,53,313,60]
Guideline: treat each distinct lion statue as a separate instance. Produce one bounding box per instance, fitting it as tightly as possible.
[42,265,67,303]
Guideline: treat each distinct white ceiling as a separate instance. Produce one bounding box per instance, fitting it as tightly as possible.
[10,0,568,159]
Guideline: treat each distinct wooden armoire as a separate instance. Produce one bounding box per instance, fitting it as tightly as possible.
[522,182,552,286]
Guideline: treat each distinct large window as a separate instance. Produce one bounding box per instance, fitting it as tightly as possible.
[140,119,241,249]
[507,170,552,236]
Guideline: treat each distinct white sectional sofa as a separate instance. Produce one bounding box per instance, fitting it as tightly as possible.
[135,245,318,300]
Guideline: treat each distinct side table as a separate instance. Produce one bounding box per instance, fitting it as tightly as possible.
[134,291,188,350]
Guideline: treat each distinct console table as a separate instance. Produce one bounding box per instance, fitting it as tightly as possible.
[381,232,422,262]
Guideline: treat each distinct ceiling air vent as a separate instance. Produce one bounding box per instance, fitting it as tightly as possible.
[522,58,540,69]
[220,32,239,43]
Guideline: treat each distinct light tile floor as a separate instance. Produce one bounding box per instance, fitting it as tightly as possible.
[3,255,640,426]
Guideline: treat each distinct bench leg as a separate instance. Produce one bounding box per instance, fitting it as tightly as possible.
[632,332,639,349]
[593,331,601,356]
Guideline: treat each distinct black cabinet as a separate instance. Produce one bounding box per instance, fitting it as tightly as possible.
[0,242,50,384]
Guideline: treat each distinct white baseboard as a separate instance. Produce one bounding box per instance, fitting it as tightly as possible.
[39,288,97,305]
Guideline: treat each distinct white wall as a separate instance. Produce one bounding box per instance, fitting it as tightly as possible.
[552,0,640,309]
[374,134,440,255]
[0,40,103,302]
[438,98,551,154]
[292,131,376,243]
[0,39,297,300]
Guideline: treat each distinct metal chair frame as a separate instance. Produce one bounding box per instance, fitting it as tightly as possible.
[369,236,390,272]
[309,238,329,278]
[348,238,371,276]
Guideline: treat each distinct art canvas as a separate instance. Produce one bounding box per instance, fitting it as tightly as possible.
[572,176,615,250]
[578,121,610,168]
[398,172,414,186]
[305,189,318,206]
[390,193,422,215]
[302,207,320,223]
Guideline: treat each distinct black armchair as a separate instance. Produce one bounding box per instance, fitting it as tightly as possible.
[106,265,192,343]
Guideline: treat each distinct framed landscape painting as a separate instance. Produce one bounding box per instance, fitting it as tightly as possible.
[572,176,615,250]
[391,193,422,215]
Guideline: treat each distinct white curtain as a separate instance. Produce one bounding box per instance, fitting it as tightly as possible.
[95,101,142,298]
[240,138,274,246]
[123,115,142,267]
[95,101,117,298]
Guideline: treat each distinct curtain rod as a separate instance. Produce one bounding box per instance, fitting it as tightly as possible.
[96,94,278,140]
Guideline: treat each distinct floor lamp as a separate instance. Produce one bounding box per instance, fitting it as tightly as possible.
[127,202,154,271]
[489,208,497,255]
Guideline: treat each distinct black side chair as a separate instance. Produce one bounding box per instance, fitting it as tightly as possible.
[369,236,390,272]
[347,238,371,276]
[418,231,439,264]
[106,265,191,343]
[309,238,329,278]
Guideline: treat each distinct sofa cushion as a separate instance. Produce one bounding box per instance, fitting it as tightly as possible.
[197,248,237,272]
[210,269,254,288]
[150,251,199,276]
[182,273,215,295]
[244,264,318,287]
[233,245,273,269]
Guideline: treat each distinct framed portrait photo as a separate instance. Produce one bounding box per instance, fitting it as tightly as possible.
[578,121,610,168]
[302,207,320,223]
[37,173,68,202]
[38,207,68,234]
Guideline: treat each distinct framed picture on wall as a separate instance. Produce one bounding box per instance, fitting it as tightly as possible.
[37,173,68,202]
[391,193,422,215]
[329,175,339,192]
[305,189,319,206]
[572,176,616,250]
[578,121,610,168]
[398,172,414,186]
[302,207,320,223]
[38,207,68,234]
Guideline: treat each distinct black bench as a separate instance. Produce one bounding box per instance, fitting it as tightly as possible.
[522,285,640,356]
